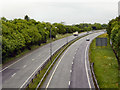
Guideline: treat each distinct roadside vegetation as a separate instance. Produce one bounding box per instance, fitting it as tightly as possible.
[1,15,107,64]
[107,16,120,62]
[89,34,118,88]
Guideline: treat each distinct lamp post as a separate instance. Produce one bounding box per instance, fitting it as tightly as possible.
[50,26,52,62]
[66,27,68,44]
[49,26,57,62]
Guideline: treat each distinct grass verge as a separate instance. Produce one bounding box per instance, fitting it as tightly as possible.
[89,33,118,88]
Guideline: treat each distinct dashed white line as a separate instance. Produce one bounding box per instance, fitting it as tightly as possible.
[20,33,88,88]
[70,70,72,73]
[46,44,74,88]
[11,73,16,77]
[0,53,32,72]
[32,59,35,61]
[72,62,73,65]
[68,81,71,86]
[23,65,27,68]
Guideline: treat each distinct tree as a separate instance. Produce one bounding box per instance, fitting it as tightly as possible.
[24,15,30,21]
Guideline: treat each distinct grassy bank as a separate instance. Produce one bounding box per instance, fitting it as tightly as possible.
[89,34,118,88]
[3,33,72,65]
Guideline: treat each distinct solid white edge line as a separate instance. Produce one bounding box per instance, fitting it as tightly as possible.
[85,41,91,88]
[45,44,73,88]
[45,36,81,88]
[20,44,71,88]
[21,40,78,88]
[20,57,49,88]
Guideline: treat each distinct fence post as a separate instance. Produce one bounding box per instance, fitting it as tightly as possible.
[27,84,29,88]
[32,78,33,83]
[35,74,37,78]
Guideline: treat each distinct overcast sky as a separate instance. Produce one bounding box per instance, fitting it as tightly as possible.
[1,0,120,25]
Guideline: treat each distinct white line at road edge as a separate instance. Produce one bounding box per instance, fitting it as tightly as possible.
[85,41,91,88]
[20,40,78,88]
[45,40,78,88]
[20,57,49,88]
[20,44,70,88]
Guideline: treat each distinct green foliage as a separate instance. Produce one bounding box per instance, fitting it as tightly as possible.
[89,34,118,88]
[107,16,120,60]
[2,16,106,62]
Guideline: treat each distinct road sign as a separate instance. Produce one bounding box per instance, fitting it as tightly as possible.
[96,38,107,46]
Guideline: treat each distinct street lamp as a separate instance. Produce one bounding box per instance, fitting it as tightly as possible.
[50,26,52,62]
[66,27,68,44]
[50,27,57,62]
[50,26,57,62]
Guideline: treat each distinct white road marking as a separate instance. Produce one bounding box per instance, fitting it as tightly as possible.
[0,53,32,72]
[72,62,73,65]
[46,43,74,88]
[20,45,70,88]
[11,33,87,88]
[70,70,72,73]
[23,65,27,68]
[20,57,48,88]
[11,73,16,77]
[32,59,35,61]
[73,57,74,59]
[85,42,91,88]
[75,52,77,55]
[69,81,71,86]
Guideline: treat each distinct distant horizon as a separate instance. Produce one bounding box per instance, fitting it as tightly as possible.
[1,0,119,25]
[1,15,109,25]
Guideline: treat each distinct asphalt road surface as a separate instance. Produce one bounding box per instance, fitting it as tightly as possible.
[43,31,104,88]
[1,32,88,88]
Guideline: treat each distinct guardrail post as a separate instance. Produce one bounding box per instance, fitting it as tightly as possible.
[39,70,40,74]
[32,78,33,83]
[27,84,29,88]
[35,74,37,78]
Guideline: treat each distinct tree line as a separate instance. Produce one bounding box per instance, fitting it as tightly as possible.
[1,15,107,63]
[107,16,120,60]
